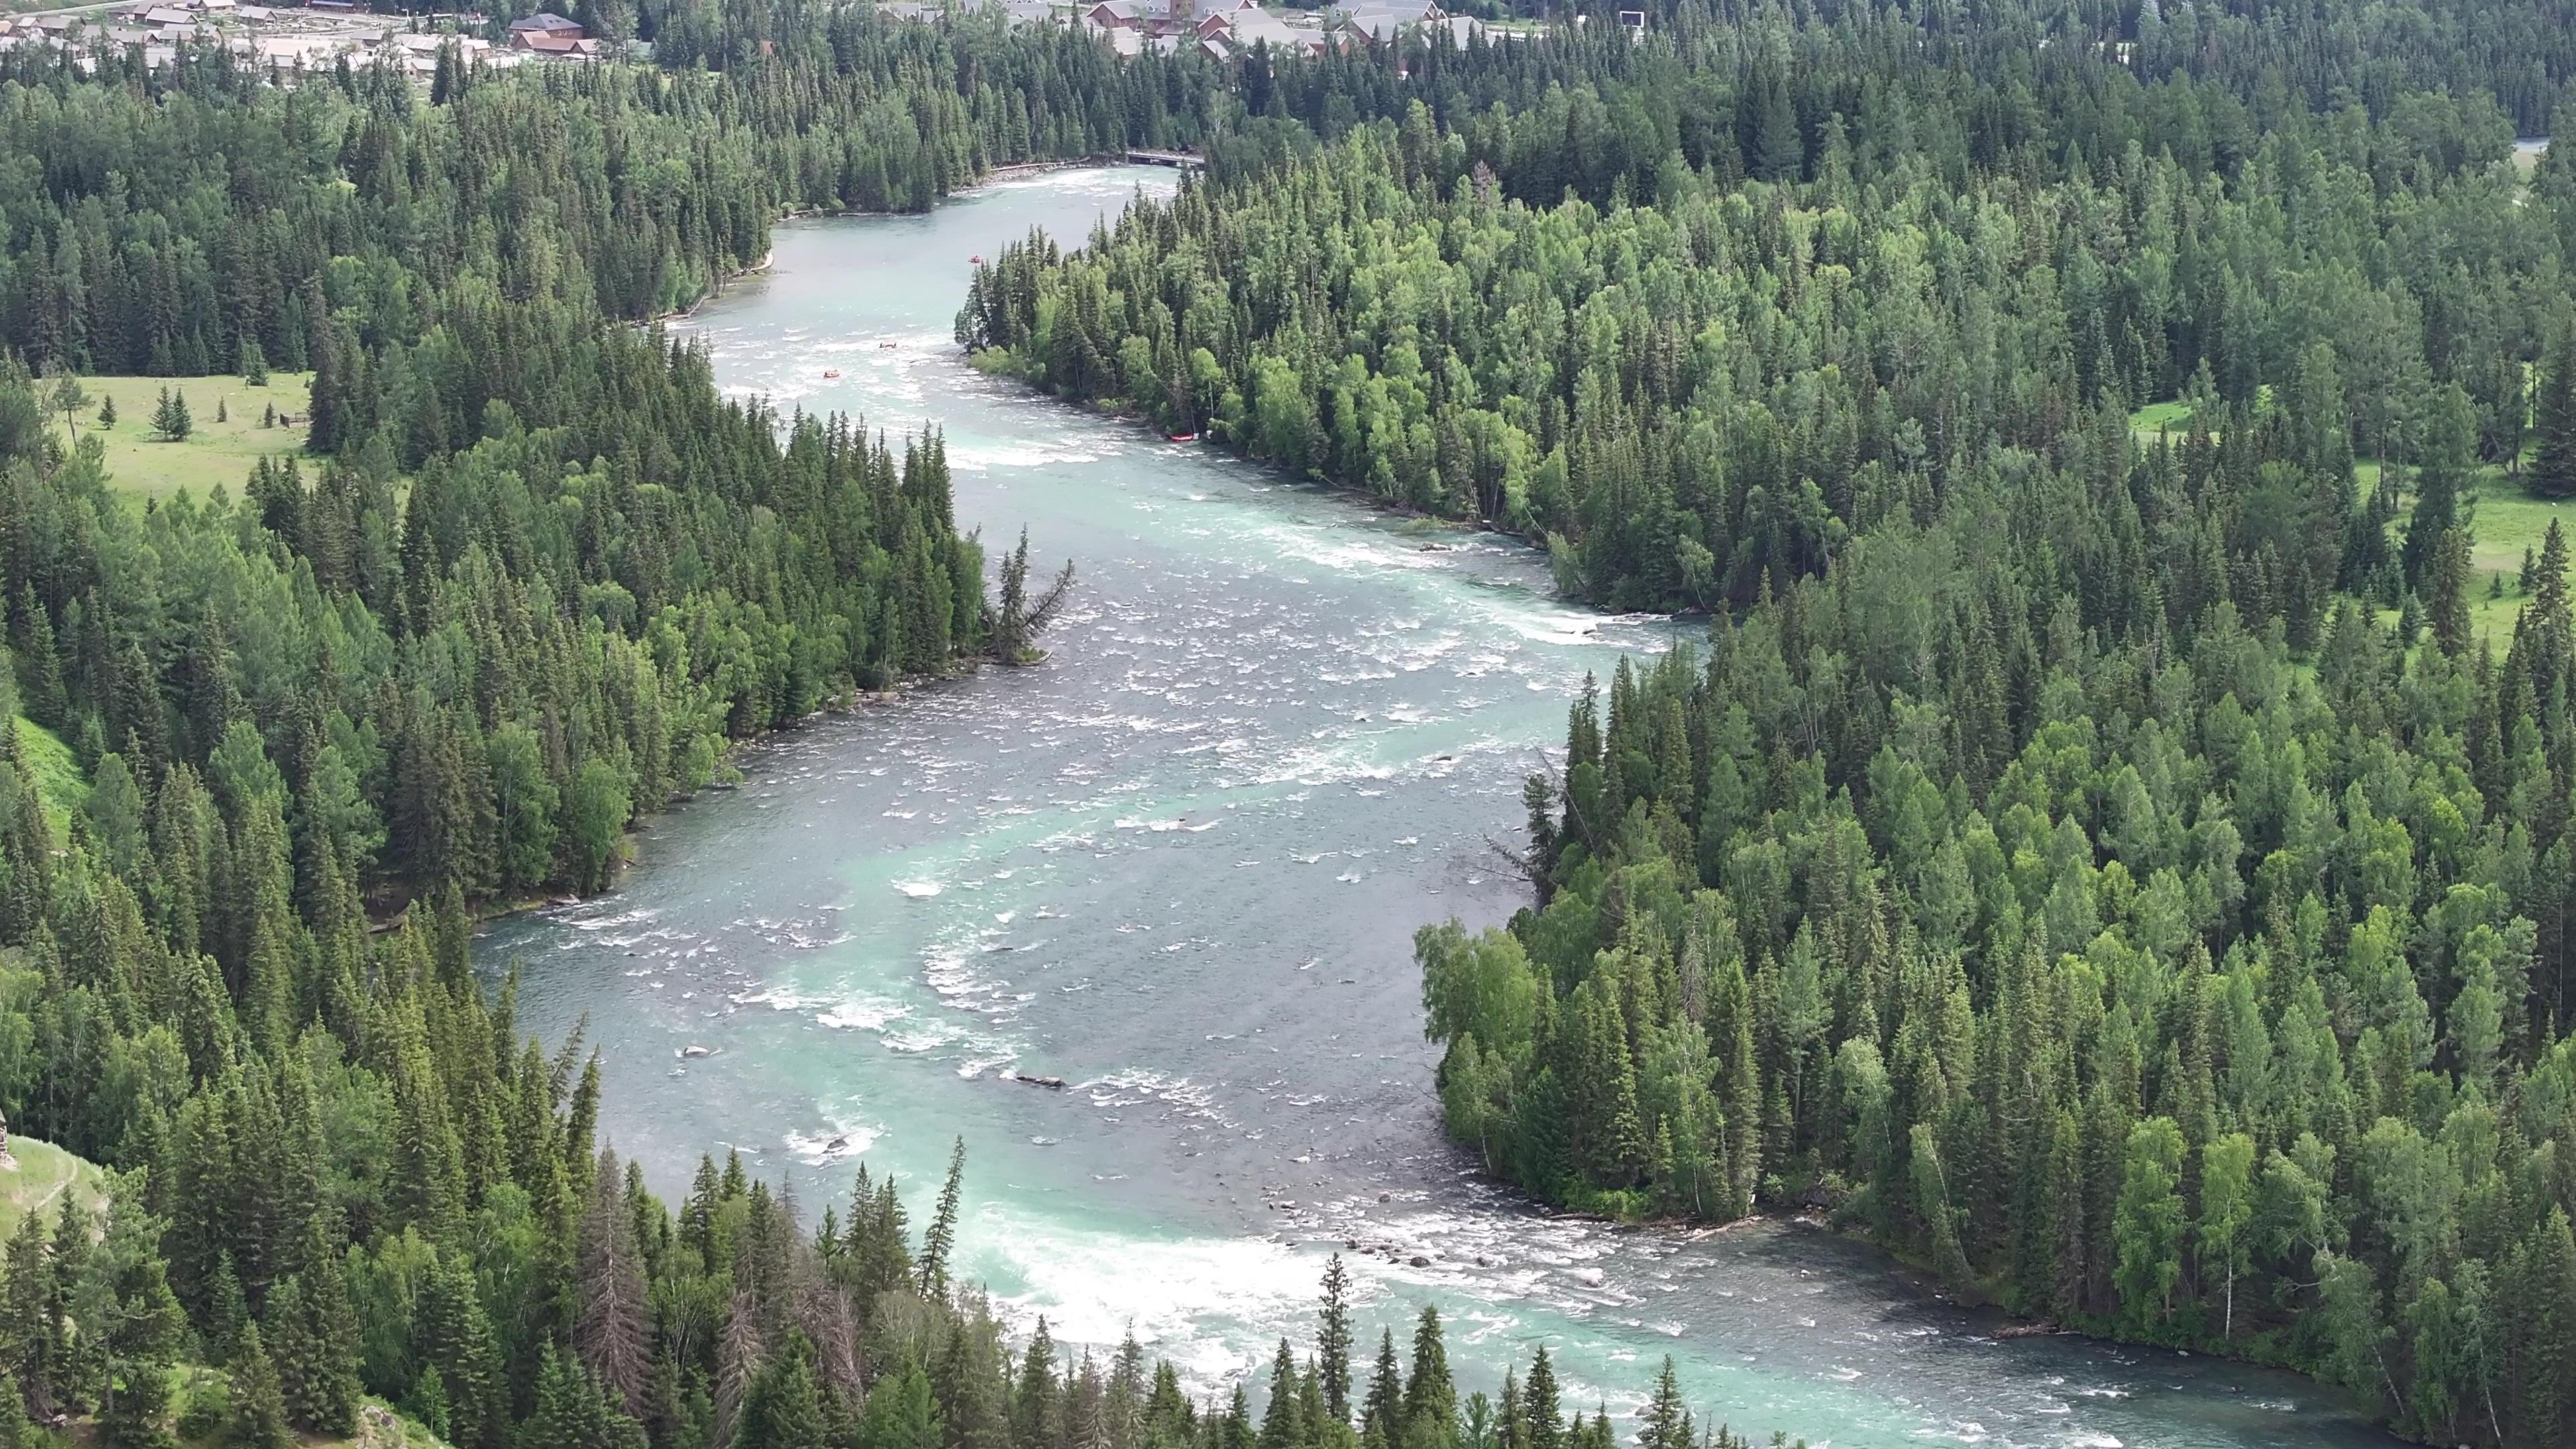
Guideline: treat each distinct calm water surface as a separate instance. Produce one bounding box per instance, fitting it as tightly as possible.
[479,168,2397,1449]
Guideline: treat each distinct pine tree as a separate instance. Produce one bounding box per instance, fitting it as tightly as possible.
[78,1184,186,1449]
[1012,1318,1059,1449]
[2430,527,2475,657]
[1637,1362,1684,1449]
[0,1208,57,1419]
[2512,1210,2576,1446]
[1318,1253,1354,1424]
[859,1360,943,1449]
[2535,319,2576,498]
[576,1146,651,1414]
[305,278,341,455]
[228,1322,291,1449]
[525,1349,649,1449]
[152,386,192,441]
[1360,1330,1401,1446]
[1258,1340,1305,1449]
[1402,1307,1454,1445]
[918,1135,965,1296]
[2402,462,2459,591]
[1520,1350,1559,1449]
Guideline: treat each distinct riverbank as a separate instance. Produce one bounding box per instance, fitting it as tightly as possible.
[963,344,1551,559]
[482,168,2404,1449]
[451,661,1020,931]
[655,155,1154,327]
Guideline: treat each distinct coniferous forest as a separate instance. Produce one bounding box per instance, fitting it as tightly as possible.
[880,11,2576,1449]
[959,3,2576,1446]
[0,15,1740,1449]
[0,0,2568,1442]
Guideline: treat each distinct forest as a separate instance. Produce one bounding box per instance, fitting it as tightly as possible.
[0,23,1133,1449]
[1345,55,2576,1449]
[981,3,2576,1448]
[960,68,2562,611]
[0,0,2569,1442]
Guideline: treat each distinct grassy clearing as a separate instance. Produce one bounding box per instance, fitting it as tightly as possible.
[2369,456,2568,649]
[14,716,86,830]
[0,1136,108,1244]
[2128,398,2196,441]
[46,373,315,504]
[2461,479,2569,645]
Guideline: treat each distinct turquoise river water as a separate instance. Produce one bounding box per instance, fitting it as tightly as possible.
[478,167,2400,1449]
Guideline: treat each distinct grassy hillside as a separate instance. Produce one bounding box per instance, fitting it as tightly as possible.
[0,1134,107,1244]
[168,1370,457,1449]
[13,716,85,831]
[45,374,315,504]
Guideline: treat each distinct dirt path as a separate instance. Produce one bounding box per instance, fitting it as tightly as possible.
[22,1159,74,1218]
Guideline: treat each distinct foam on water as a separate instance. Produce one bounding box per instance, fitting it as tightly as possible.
[482,167,2406,1449]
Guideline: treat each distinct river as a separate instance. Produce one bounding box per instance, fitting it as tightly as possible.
[477,167,2399,1449]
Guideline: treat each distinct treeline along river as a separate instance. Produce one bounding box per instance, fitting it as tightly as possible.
[476,167,2401,1449]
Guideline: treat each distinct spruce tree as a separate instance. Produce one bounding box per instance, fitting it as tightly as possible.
[1520,1350,1559,1449]
[2401,461,2458,592]
[1638,1364,1684,1449]
[1257,1341,1303,1449]
[304,278,341,455]
[1318,1253,1354,1424]
[577,1146,651,1413]
[78,1185,186,1449]
[151,386,191,441]
[2430,527,2475,657]
[525,1349,649,1449]
[917,1135,965,1296]
[1359,1330,1401,1446]
[2537,319,2576,498]
[1401,1307,1453,1442]
[228,1322,291,1449]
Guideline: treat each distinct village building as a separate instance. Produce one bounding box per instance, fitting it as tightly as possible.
[507,10,582,42]
[518,28,600,54]
[1193,5,1326,58]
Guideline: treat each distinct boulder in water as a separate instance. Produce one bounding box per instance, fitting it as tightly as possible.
[1570,1266,1605,1288]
